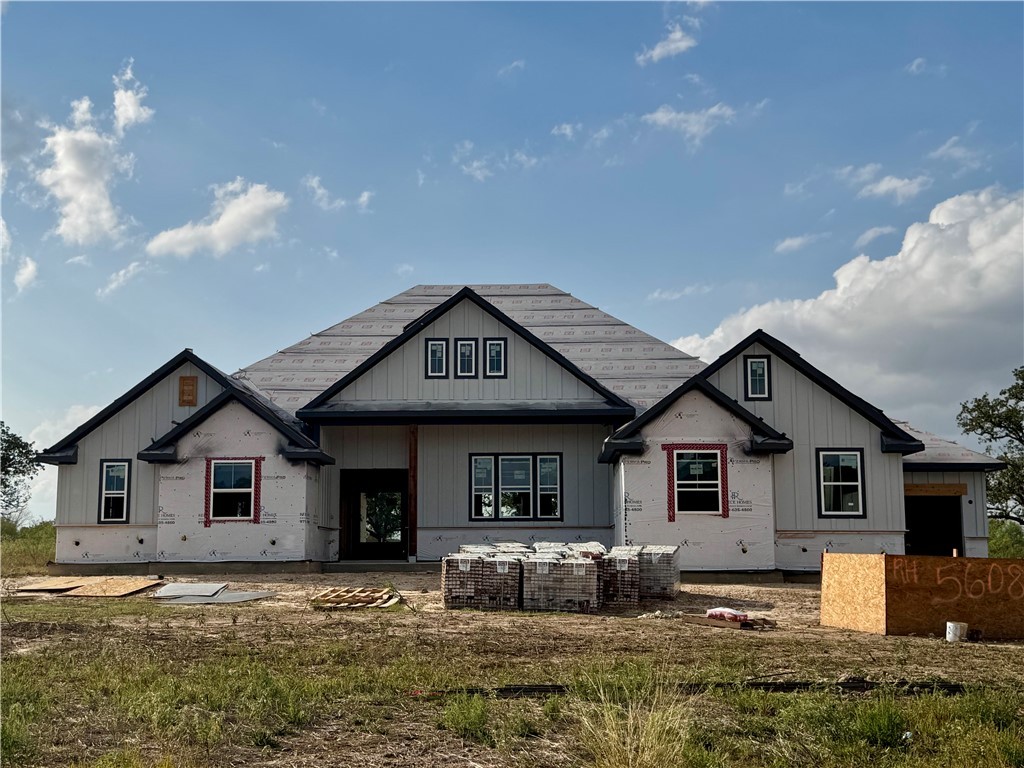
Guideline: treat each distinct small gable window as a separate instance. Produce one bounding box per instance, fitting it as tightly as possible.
[817,449,865,518]
[455,338,477,378]
[99,460,130,523]
[744,356,771,401]
[484,338,507,378]
[425,339,448,378]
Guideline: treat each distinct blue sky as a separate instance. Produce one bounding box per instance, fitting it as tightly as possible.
[2,2,1022,519]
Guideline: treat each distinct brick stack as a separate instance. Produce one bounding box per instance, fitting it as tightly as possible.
[638,545,680,598]
[441,554,485,609]
[600,553,641,609]
[477,557,522,610]
[522,556,599,613]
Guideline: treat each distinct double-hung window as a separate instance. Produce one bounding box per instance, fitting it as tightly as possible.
[99,460,130,523]
[425,339,448,378]
[210,460,255,519]
[674,450,723,514]
[817,449,865,517]
[455,338,477,378]
[744,355,771,400]
[470,454,561,520]
[483,338,507,378]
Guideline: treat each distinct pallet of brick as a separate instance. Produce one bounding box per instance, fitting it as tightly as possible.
[532,541,571,558]
[442,555,485,609]
[639,545,680,598]
[522,557,599,613]
[567,541,608,558]
[476,557,522,610]
[600,554,640,609]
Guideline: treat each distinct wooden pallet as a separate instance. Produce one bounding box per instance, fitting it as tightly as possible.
[310,587,401,610]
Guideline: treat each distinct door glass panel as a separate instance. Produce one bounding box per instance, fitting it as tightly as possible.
[360,491,403,543]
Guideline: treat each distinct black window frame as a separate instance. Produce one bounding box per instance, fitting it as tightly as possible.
[97,459,131,524]
[815,447,867,519]
[424,338,449,379]
[483,337,508,379]
[468,452,563,522]
[454,338,479,379]
[743,355,772,401]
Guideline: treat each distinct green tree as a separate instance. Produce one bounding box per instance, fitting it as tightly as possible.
[957,367,1023,526]
[1,422,42,530]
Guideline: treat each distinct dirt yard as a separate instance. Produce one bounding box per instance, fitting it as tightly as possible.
[2,573,1022,767]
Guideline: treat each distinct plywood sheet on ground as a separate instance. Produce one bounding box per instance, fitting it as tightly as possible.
[820,553,887,634]
[158,591,276,605]
[153,583,228,599]
[16,576,106,592]
[63,577,163,597]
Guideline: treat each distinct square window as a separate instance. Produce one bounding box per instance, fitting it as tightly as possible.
[210,460,255,519]
[673,449,724,515]
[818,450,865,516]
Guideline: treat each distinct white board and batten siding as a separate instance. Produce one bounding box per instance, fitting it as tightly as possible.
[618,390,776,571]
[55,362,225,563]
[325,298,605,405]
[904,469,989,557]
[154,401,321,562]
[415,424,614,560]
[702,342,907,569]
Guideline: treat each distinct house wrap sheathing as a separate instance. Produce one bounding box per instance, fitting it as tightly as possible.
[38,284,1002,569]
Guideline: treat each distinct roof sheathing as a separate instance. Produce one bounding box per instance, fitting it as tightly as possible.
[236,284,704,414]
[897,421,1006,471]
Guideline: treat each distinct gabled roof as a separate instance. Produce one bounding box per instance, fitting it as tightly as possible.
[298,286,635,422]
[897,421,1006,473]
[138,385,334,465]
[237,284,704,414]
[36,349,234,465]
[599,377,793,463]
[697,329,925,455]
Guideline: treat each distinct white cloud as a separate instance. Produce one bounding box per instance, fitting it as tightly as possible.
[647,285,712,301]
[417,169,426,187]
[497,59,526,78]
[356,190,374,213]
[0,217,10,261]
[310,98,327,116]
[587,125,614,149]
[253,262,269,273]
[673,187,1024,439]
[302,174,346,211]
[452,140,474,163]
[857,175,933,205]
[551,123,582,141]
[395,263,414,277]
[35,99,134,246]
[146,177,289,258]
[65,254,92,266]
[96,260,144,298]
[14,255,37,293]
[774,232,830,254]
[641,102,736,149]
[835,163,882,185]
[460,159,493,182]
[783,177,814,198]
[27,404,103,522]
[853,226,897,249]
[512,150,538,169]
[112,59,154,137]
[636,23,698,66]
[905,57,947,77]
[928,136,985,176]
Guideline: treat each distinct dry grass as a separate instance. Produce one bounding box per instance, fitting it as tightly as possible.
[0,522,55,577]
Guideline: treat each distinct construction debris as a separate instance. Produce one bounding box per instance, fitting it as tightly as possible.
[310,587,402,610]
[153,582,228,599]
[638,609,776,631]
[17,576,108,593]
[158,590,276,605]
[63,577,163,597]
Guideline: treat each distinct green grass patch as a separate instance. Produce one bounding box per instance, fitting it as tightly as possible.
[1,521,56,577]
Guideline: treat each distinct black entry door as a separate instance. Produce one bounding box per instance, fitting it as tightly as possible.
[905,496,964,557]
[340,469,409,560]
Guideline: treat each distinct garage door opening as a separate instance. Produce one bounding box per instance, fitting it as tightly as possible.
[904,495,964,557]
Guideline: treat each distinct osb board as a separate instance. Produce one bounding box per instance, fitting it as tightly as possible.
[16,576,107,592]
[883,555,1024,640]
[63,577,163,597]
[819,553,887,634]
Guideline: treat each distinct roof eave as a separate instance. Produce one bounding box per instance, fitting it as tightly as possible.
[35,445,79,465]
[880,435,926,455]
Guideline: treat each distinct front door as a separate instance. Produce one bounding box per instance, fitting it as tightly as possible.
[340,469,409,560]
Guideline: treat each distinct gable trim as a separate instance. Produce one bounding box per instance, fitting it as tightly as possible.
[138,388,334,465]
[298,286,635,416]
[36,350,234,464]
[697,329,925,455]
